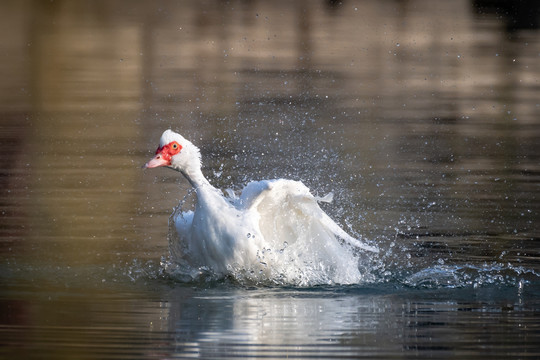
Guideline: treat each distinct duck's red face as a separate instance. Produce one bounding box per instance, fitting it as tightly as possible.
[144,141,182,168]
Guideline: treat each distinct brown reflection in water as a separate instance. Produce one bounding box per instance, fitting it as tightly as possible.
[6,1,149,266]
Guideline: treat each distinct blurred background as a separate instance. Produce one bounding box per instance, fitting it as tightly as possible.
[1,0,539,291]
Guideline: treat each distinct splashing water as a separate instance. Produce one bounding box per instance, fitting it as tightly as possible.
[152,162,540,289]
[402,263,540,289]
[152,105,540,290]
[156,186,540,290]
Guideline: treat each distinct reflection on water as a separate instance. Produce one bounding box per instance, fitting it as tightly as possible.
[1,0,540,358]
[2,285,539,359]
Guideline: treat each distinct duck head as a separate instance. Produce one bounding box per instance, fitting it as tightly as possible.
[144,130,202,175]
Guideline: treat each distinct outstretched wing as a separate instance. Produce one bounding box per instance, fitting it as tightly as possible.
[239,179,378,253]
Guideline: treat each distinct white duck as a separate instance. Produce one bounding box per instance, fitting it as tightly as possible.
[145,129,378,285]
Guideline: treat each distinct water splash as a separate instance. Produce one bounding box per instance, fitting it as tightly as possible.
[402,263,540,289]
[159,199,540,290]
[153,110,539,289]
[155,185,540,289]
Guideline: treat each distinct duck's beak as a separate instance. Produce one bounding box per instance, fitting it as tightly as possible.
[143,153,169,169]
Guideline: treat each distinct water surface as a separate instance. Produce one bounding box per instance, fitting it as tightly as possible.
[1,0,540,358]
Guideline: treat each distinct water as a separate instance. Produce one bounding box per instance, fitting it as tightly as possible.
[2,0,540,358]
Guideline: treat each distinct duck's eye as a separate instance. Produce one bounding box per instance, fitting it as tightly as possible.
[169,142,182,154]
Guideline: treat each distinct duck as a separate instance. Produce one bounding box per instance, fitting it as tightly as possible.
[144,129,378,285]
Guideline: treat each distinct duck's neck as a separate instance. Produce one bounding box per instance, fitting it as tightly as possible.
[180,166,212,190]
[179,164,233,212]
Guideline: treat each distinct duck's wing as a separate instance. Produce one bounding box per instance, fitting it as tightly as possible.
[239,179,378,253]
[168,207,195,262]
